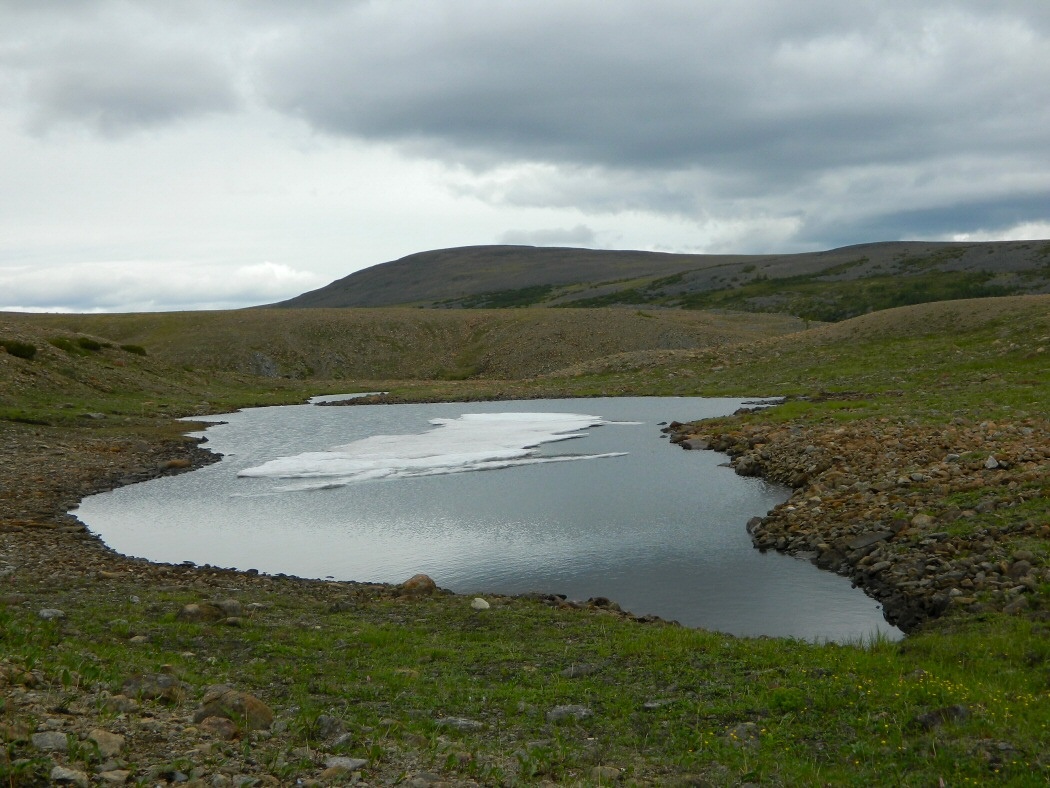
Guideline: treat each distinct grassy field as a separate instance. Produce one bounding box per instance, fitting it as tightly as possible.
[1,296,1048,785]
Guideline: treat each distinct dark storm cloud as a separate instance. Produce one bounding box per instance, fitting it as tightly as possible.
[257,2,1050,175]
[802,193,1050,249]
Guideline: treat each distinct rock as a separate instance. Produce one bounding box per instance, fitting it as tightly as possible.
[470,597,490,610]
[31,730,68,752]
[400,573,438,596]
[102,694,140,713]
[199,715,240,740]
[590,765,622,782]
[681,438,710,451]
[845,531,893,550]
[193,686,275,731]
[216,598,244,617]
[49,766,90,787]
[37,608,65,620]
[325,756,368,771]
[313,714,345,740]
[547,704,593,722]
[1003,595,1029,615]
[176,602,226,622]
[985,455,1000,469]
[121,673,189,703]
[89,728,125,757]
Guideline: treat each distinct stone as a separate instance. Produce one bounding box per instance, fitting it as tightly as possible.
[199,715,239,740]
[400,573,438,595]
[177,602,226,622]
[121,673,189,703]
[49,766,90,787]
[984,455,1000,469]
[436,716,484,731]
[547,704,593,722]
[681,438,711,451]
[89,728,125,757]
[470,597,490,611]
[845,531,893,550]
[216,598,244,617]
[325,756,368,771]
[193,686,275,731]
[1003,595,1029,615]
[31,730,68,752]
[37,608,65,620]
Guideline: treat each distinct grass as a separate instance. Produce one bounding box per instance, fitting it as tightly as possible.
[3,588,1047,784]
[1,295,1048,783]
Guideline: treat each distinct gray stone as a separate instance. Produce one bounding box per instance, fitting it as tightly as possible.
[436,716,483,731]
[37,608,65,620]
[49,766,89,787]
[845,531,893,551]
[98,771,132,785]
[984,455,1000,469]
[89,728,125,757]
[547,704,593,722]
[31,730,68,751]
[325,756,368,770]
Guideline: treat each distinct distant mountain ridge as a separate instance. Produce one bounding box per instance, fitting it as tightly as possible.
[271,240,1050,321]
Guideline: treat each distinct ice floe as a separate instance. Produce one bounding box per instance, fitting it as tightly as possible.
[237,412,627,490]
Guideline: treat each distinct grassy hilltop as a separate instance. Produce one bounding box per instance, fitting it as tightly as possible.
[0,294,1048,785]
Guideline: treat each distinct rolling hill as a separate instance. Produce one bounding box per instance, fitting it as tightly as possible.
[271,239,1050,320]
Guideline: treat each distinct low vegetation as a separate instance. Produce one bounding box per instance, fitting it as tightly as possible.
[1,295,1048,784]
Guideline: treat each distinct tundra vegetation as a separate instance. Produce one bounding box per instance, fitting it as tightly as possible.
[0,294,1047,785]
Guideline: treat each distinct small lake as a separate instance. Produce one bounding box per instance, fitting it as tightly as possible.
[74,397,901,642]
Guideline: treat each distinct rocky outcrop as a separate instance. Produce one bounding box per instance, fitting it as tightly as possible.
[666,415,1049,631]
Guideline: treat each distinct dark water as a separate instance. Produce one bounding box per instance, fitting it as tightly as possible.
[73,397,901,642]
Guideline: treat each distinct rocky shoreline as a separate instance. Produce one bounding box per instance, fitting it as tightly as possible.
[665,412,1049,632]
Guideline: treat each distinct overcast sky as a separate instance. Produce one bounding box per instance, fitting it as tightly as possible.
[2,1,1049,312]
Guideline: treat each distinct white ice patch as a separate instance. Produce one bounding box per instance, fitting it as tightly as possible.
[237,412,627,490]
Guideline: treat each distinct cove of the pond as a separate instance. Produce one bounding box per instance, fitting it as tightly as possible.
[73,396,902,643]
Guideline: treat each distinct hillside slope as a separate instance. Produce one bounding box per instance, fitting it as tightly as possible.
[4,307,807,382]
[270,240,1050,320]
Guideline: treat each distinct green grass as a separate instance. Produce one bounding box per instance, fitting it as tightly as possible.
[3,588,1047,784]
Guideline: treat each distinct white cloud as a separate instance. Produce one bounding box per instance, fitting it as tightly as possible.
[0,259,324,313]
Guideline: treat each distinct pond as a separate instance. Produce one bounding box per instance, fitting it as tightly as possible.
[73,396,902,642]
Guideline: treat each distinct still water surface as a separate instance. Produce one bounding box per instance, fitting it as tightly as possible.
[74,397,901,642]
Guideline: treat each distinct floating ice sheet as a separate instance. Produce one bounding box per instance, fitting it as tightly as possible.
[237,412,628,490]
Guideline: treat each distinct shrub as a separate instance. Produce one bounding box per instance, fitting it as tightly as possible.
[49,337,79,354]
[76,336,103,351]
[120,344,147,356]
[0,339,37,360]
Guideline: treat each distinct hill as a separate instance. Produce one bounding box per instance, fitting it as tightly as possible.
[271,240,1050,320]
[5,307,806,383]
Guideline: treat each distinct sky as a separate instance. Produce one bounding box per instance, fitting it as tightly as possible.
[2,1,1049,313]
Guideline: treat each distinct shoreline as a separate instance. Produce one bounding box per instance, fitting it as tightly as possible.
[666,413,1049,632]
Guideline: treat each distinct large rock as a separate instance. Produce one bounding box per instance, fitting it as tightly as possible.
[193,685,275,731]
[399,573,438,596]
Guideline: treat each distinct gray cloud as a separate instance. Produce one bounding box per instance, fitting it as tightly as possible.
[249,1,1050,248]
[2,3,239,135]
